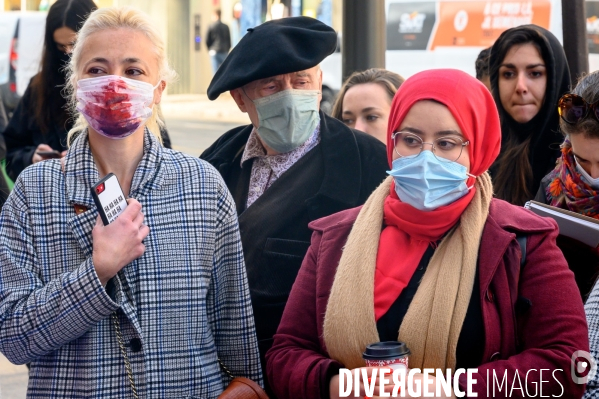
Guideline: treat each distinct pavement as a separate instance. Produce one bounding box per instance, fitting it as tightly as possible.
[0,355,27,398]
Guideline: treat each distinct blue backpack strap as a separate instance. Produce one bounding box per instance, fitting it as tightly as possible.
[516,234,527,267]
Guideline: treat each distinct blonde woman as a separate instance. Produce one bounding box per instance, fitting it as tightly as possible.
[0,7,261,398]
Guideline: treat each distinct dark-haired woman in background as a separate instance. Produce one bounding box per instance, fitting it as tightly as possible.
[3,0,172,181]
[489,25,570,206]
[3,0,97,181]
[331,68,404,144]
[535,70,599,300]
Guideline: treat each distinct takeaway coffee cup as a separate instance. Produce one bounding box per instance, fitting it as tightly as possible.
[362,341,410,370]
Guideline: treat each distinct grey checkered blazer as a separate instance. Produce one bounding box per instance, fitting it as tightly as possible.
[585,280,599,399]
[0,130,262,398]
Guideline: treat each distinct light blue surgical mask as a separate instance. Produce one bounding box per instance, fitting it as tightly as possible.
[575,156,599,189]
[387,150,475,211]
[251,89,320,153]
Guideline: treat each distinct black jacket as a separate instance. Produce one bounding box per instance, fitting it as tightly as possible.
[0,92,7,135]
[201,112,388,393]
[3,82,71,181]
[3,80,172,181]
[0,92,9,209]
[206,20,231,53]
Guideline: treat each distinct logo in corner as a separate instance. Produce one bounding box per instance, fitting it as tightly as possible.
[572,350,597,384]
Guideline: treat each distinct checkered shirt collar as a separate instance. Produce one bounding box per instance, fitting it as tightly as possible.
[240,124,321,166]
[64,128,164,208]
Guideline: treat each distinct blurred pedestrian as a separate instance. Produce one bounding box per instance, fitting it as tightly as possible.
[266,69,587,399]
[206,9,231,75]
[3,0,171,182]
[535,70,599,300]
[201,16,388,396]
[0,7,261,398]
[331,68,404,144]
[489,25,570,205]
[475,46,491,90]
[2,0,96,181]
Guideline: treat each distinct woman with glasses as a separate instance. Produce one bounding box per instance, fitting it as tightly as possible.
[488,25,570,206]
[535,71,599,301]
[265,69,587,398]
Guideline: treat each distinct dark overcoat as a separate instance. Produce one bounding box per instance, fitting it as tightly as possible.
[2,80,70,181]
[201,112,388,378]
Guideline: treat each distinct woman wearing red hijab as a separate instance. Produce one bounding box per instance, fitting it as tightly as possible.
[265,70,587,398]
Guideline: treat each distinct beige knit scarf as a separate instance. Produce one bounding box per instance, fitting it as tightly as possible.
[323,172,493,370]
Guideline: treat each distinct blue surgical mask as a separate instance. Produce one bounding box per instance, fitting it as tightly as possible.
[252,89,320,153]
[575,157,599,189]
[387,150,475,211]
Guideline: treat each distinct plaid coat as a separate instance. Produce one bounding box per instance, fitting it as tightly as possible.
[585,282,599,398]
[0,130,262,398]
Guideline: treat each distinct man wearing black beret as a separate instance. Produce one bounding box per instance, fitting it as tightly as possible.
[201,16,388,394]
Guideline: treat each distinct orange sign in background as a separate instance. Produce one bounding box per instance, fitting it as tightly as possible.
[430,1,551,49]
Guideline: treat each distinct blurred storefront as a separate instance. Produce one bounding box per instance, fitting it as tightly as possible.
[1,0,341,94]
[240,0,339,31]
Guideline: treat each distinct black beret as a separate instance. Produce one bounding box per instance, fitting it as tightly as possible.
[207,16,337,100]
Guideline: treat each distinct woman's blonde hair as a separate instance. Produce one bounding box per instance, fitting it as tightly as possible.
[65,6,177,145]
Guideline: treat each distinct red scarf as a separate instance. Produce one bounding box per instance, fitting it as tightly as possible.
[375,70,501,320]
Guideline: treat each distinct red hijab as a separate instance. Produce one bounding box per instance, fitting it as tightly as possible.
[374,69,501,320]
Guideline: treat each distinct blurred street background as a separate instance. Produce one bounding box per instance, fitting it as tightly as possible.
[1,0,339,98]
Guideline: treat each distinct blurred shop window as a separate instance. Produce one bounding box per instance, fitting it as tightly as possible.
[270,0,288,20]
[291,0,300,17]
[4,0,106,12]
[5,0,50,11]
[94,0,115,8]
[240,0,263,37]
[6,0,21,10]
[232,2,242,46]
[303,0,332,26]
[239,0,332,37]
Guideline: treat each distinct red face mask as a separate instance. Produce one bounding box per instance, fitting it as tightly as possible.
[76,75,159,139]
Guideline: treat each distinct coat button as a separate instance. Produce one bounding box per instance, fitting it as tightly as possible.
[485,289,494,302]
[489,352,500,361]
[129,338,142,352]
